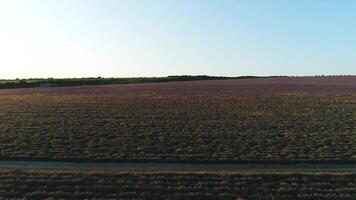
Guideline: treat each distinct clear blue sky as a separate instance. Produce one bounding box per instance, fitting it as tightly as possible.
[0,0,355,79]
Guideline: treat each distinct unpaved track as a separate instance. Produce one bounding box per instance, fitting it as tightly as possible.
[0,161,355,172]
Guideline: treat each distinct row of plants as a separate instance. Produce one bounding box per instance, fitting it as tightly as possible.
[0,170,355,199]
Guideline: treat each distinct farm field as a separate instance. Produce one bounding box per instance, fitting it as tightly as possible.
[0,169,355,199]
[0,76,355,163]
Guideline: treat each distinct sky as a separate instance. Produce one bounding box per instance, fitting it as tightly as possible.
[0,0,355,79]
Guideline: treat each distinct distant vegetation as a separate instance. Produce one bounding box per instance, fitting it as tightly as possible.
[0,75,275,89]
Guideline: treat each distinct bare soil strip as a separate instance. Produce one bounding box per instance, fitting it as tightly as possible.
[0,161,355,172]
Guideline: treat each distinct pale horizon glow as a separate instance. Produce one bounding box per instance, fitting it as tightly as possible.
[0,0,356,79]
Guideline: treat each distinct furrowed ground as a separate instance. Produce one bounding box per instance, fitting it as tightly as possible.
[0,76,355,162]
[0,170,355,199]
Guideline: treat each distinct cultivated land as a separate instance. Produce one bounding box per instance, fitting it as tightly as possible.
[0,76,355,163]
[0,170,355,199]
[0,76,355,199]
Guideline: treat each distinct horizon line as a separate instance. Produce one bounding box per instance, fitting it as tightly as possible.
[1,74,355,81]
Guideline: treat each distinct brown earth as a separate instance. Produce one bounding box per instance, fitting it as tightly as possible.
[0,76,355,162]
[0,169,355,199]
